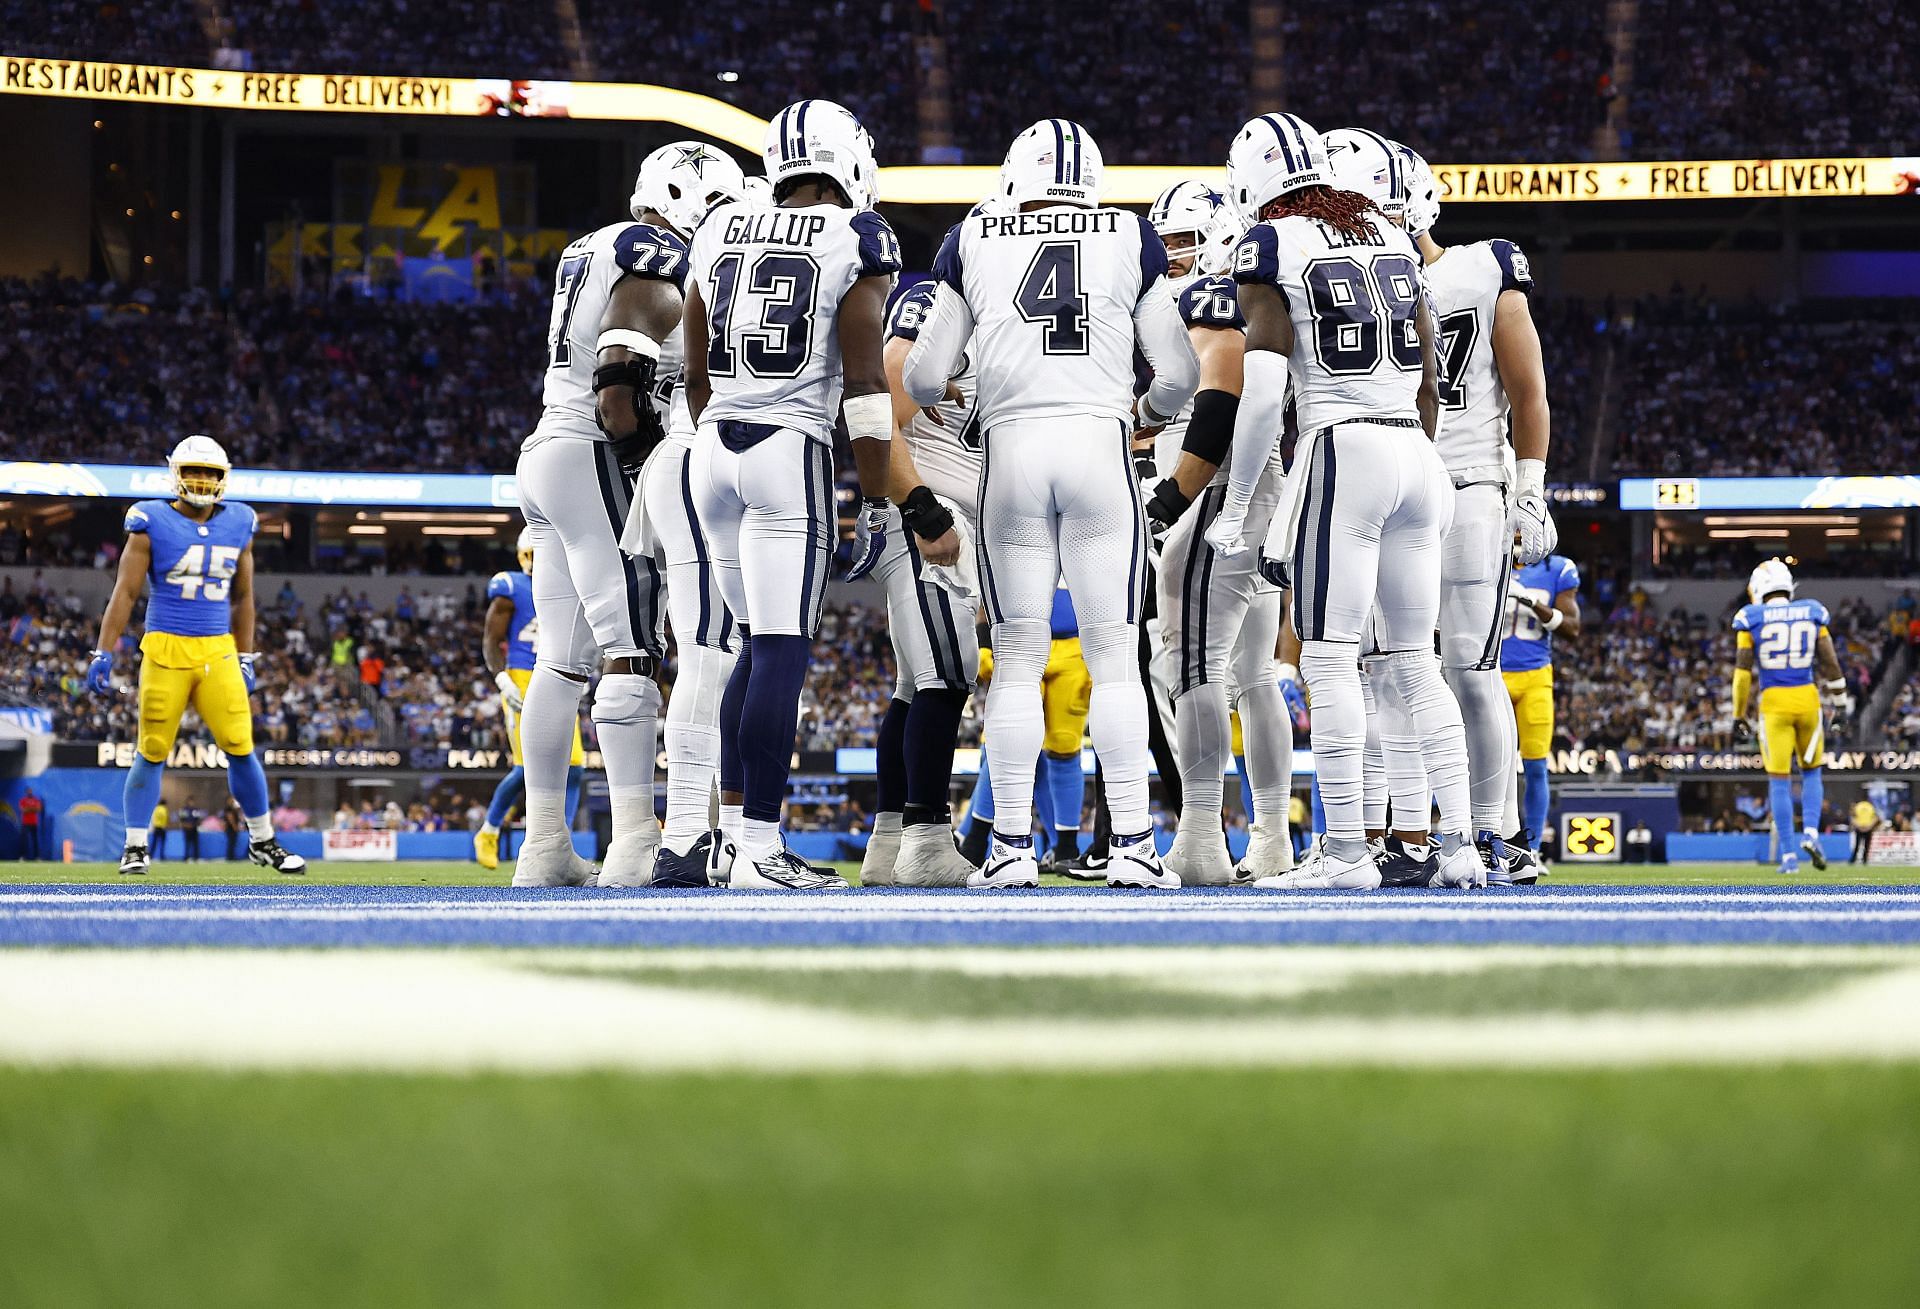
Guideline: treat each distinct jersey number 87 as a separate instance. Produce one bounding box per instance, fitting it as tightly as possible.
[165,544,241,601]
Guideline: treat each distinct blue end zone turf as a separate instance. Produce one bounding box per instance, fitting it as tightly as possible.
[3,885,1920,949]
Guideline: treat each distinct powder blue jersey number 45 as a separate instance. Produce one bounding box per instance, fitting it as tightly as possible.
[125,498,258,638]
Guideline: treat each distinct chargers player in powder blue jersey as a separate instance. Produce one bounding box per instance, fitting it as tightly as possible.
[473,529,583,869]
[1730,558,1848,873]
[88,436,304,876]
[1501,552,1581,857]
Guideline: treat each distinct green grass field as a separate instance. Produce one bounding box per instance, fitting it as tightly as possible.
[3,1065,1918,1306]
[5,858,1918,1305]
[2,858,1913,886]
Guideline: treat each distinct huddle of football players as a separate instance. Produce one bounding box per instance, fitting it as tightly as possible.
[493,100,1569,892]
[85,99,1576,891]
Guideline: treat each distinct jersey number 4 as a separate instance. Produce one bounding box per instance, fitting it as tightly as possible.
[1014,242,1089,355]
[1304,255,1423,377]
[165,544,241,601]
[708,252,820,379]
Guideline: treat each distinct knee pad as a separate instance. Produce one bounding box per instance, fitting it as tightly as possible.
[1077,620,1139,684]
[591,672,663,728]
[989,618,1050,683]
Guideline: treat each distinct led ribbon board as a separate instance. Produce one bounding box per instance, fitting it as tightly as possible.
[6,55,1915,205]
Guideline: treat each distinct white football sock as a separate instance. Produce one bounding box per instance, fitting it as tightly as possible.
[1234,680,1293,830]
[1360,660,1390,832]
[1385,649,1471,841]
[1447,664,1517,834]
[1173,683,1229,848]
[1081,620,1151,836]
[983,618,1048,837]
[664,641,734,851]
[519,665,588,844]
[593,671,662,847]
[1300,640,1366,857]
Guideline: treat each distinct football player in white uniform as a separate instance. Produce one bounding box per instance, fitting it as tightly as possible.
[904,119,1200,889]
[515,141,743,889]
[683,99,925,889]
[617,152,756,887]
[1134,181,1295,885]
[855,272,982,888]
[1206,113,1479,890]
[1400,145,1556,883]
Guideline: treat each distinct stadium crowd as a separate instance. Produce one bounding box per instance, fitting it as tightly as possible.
[1608,296,1920,478]
[12,2,1912,162]
[0,278,548,476]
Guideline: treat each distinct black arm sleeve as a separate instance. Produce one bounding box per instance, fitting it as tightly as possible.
[1181,388,1240,466]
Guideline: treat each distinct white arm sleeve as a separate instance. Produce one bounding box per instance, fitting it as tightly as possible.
[901,289,975,407]
[1224,348,1290,505]
[1133,279,1200,426]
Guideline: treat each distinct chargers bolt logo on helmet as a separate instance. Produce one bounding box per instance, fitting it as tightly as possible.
[1000,119,1104,209]
[1323,128,1409,223]
[763,99,880,210]
[168,434,231,507]
[631,139,750,237]
[1225,112,1330,225]
[1748,558,1797,605]
[1148,180,1245,275]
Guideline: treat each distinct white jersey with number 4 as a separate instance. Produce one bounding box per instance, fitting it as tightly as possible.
[930,206,1172,428]
[1231,211,1426,432]
[687,199,902,442]
[1424,238,1533,483]
[528,220,688,449]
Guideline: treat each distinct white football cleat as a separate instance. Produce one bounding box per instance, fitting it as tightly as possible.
[732,845,850,890]
[511,834,600,888]
[968,835,1040,889]
[860,812,902,887]
[1164,830,1233,887]
[1255,846,1381,890]
[246,837,306,876]
[596,822,665,888]
[1233,820,1294,882]
[1108,835,1179,890]
[1432,842,1488,889]
[894,824,973,888]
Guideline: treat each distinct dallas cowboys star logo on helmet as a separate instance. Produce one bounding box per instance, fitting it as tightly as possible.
[673,143,716,175]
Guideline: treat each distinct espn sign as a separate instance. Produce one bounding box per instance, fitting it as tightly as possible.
[322,829,398,862]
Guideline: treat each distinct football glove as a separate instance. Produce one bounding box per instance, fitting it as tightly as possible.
[1510,491,1558,567]
[86,649,114,696]
[1203,495,1252,558]
[238,652,258,694]
[898,484,955,546]
[495,670,524,713]
[846,496,896,581]
[1257,549,1291,591]
[1732,718,1754,745]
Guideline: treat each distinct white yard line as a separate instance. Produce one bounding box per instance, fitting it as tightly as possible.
[0,948,1917,1075]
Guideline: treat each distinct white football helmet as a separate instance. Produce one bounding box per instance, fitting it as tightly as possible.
[763,99,880,209]
[1148,180,1244,275]
[1225,112,1330,226]
[630,140,749,238]
[741,174,773,203]
[516,527,534,575]
[168,434,231,507]
[1748,558,1797,604]
[1000,119,1103,209]
[1399,144,1439,238]
[1323,128,1408,223]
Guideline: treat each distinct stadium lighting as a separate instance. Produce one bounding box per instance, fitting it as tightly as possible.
[717,71,740,83]
[346,524,387,535]
[420,526,498,536]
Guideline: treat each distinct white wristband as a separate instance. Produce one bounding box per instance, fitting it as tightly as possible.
[597,329,660,359]
[1276,662,1299,685]
[1823,678,1846,693]
[1542,607,1564,632]
[843,391,893,444]
[1515,457,1546,501]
